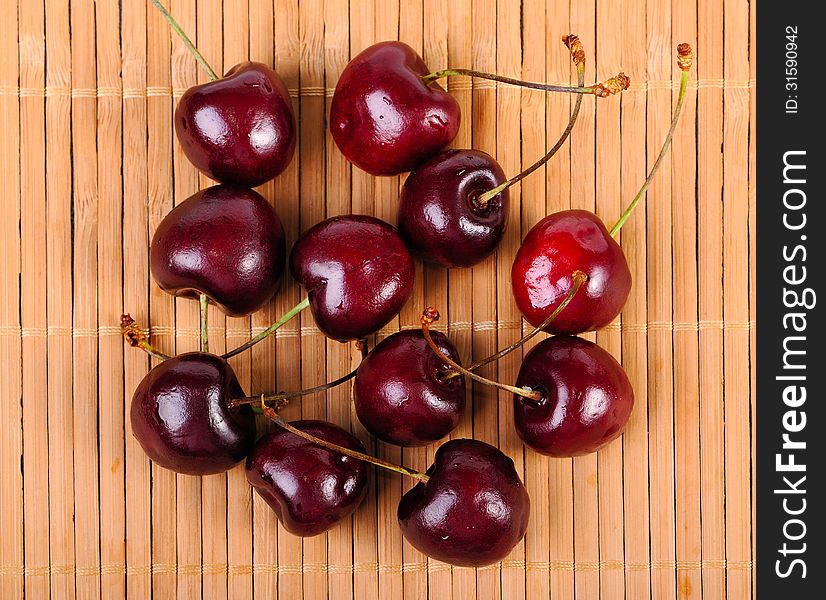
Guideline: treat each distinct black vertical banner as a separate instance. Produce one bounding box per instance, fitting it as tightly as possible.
[756,3,825,597]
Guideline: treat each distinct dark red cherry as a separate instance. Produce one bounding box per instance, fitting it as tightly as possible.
[174,62,296,187]
[329,41,461,176]
[511,209,631,334]
[289,215,415,341]
[130,352,256,475]
[398,438,530,567]
[353,330,466,447]
[150,184,286,317]
[513,335,634,457]
[398,149,509,268]
[245,420,370,537]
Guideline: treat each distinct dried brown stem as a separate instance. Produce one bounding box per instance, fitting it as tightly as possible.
[120,314,171,361]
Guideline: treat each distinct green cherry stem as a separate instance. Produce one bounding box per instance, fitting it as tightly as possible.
[609,44,693,236]
[120,314,171,361]
[441,270,588,381]
[421,309,543,402]
[222,297,311,359]
[261,399,430,484]
[151,0,219,82]
[199,294,209,353]
[422,67,629,98]
[230,339,369,409]
[475,34,591,209]
[421,33,628,101]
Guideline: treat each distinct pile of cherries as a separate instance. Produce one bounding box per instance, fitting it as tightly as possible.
[124,0,693,569]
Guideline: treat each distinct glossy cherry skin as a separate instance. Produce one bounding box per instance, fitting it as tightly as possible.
[514,336,634,457]
[130,352,256,476]
[289,215,415,341]
[330,41,461,176]
[175,62,296,187]
[511,209,631,334]
[150,184,286,317]
[354,330,466,447]
[245,420,370,537]
[398,438,530,567]
[398,149,509,268]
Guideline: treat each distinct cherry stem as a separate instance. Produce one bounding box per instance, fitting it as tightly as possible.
[421,66,628,99]
[442,270,588,380]
[475,34,589,209]
[222,297,310,359]
[260,399,430,484]
[151,0,219,81]
[199,294,209,353]
[229,339,369,409]
[420,309,543,402]
[609,44,693,236]
[120,314,171,361]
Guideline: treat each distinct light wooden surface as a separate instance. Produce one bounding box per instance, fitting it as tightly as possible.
[0,0,755,598]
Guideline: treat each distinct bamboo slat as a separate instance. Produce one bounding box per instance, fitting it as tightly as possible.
[45,0,77,597]
[698,0,727,598]
[646,1,677,598]
[595,2,627,599]
[71,1,102,597]
[672,1,701,599]
[620,0,652,598]
[20,2,49,598]
[0,3,22,599]
[748,3,758,597]
[122,1,152,597]
[96,0,126,595]
[0,0,756,598]
[723,2,752,599]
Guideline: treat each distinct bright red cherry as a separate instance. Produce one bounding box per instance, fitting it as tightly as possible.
[330,41,461,176]
[511,46,695,335]
[246,420,370,536]
[513,335,634,457]
[511,210,631,334]
[398,149,508,268]
[353,330,466,447]
[289,215,415,341]
[175,62,296,186]
[398,439,530,567]
[130,352,256,475]
[150,184,286,318]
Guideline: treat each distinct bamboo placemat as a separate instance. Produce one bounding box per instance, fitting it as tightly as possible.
[0,0,755,598]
